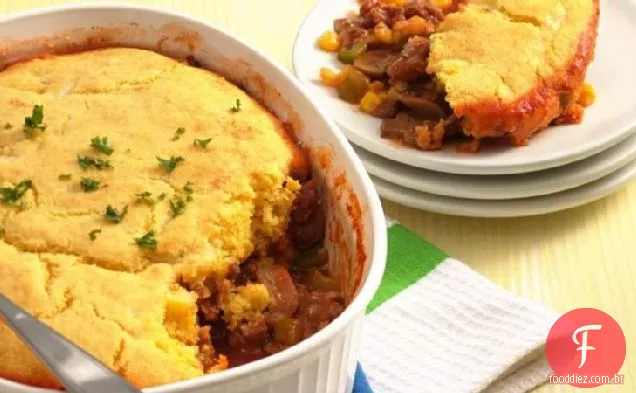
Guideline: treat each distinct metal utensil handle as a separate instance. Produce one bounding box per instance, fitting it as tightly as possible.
[0,293,142,393]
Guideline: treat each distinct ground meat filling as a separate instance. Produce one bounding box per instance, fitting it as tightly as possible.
[403,0,444,21]
[288,180,327,250]
[193,178,344,368]
[387,37,430,81]
[324,0,467,151]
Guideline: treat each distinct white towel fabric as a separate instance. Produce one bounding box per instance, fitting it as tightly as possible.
[360,258,559,393]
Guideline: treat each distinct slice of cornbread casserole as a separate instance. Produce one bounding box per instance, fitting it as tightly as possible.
[0,48,340,388]
[427,0,599,144]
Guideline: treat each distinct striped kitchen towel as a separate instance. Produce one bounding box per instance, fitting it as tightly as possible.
[353,219,559,393]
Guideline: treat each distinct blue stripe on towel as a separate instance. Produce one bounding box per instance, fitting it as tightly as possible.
[353,363,373,393]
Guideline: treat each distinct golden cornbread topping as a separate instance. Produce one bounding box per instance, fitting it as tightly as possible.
[0,48,344,388]
[428,0,595,107]
[317,0,598,151]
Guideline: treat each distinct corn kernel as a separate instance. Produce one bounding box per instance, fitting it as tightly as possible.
[405,16,432,36]
[430,0,453,9]
[381,0,405,7]
[360,91,387,113]
[393,20,408,32]
[392,20,408,43]
[317,31,340,52]
[374,22,394,44]
[578,83,596,107]
[319,67,343,88]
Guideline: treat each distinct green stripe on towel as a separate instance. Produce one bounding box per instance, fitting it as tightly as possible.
[367,224,447,313]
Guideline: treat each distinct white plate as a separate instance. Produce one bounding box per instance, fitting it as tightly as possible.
[356,132,636,200]
[372,159,636,217]
[293,0,636,175]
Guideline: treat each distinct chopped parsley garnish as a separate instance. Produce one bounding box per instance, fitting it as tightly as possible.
[183,181,194,201]
[0,180,32,206]
[104,205,128,223]
[90,136,114,155]
[4,123,12,130]
[78,155,112,170]
[157,193,167,201]
[94,159,112,170]
[136,191,154,204]
[23,105,46,138]
[172,127,186,141]
[58,174,72,181]
[229,98,242,113]
[170,198,186,217]
[194,138,212,149]
[157,156,184,173]
[0,227,5,237]
[135,230,157,250]
[77,156,94,169]
[89,229,101,241]
[169,182,194,216]
[80,177,100,192]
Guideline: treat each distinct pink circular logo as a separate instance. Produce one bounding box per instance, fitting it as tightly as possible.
[546,308,626,388]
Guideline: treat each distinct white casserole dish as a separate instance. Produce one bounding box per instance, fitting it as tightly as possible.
[0,4,387,393]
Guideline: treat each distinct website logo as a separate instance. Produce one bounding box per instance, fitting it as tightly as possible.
[546,308,626,388]
[572,324,602,368]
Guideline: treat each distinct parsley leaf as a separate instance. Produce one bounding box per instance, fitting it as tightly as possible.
[0,227,5,237]
[105,205,128,223]
[169,182,195,216]
[77,155,112,170]
[194,138,212,149]
[135,230,157,250]
[93,160,111,170]
[80,177,100,192]
[0,180,32,206]
[58,174,72,181]
[157,156,184,173]
[89,229,101,241]
[136,191,154,204]
[170,198,187,217]
[157,193,167,201]
[229,98,242,113]
[23,105,46,138]
[90,136,114,155]
[4,123,12,130]
[183,181,194,201]
[172,127,186,141]
[77,156,93,170]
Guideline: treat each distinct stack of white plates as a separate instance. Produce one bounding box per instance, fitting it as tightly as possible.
[293,0,636,217]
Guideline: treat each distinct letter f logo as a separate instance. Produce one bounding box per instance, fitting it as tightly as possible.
[572,324,602,368]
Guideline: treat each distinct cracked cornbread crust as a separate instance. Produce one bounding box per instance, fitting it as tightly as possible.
[0,48,307,388]
[427,0,600,144]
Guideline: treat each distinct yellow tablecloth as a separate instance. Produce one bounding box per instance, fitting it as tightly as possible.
[1,1,633,392]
